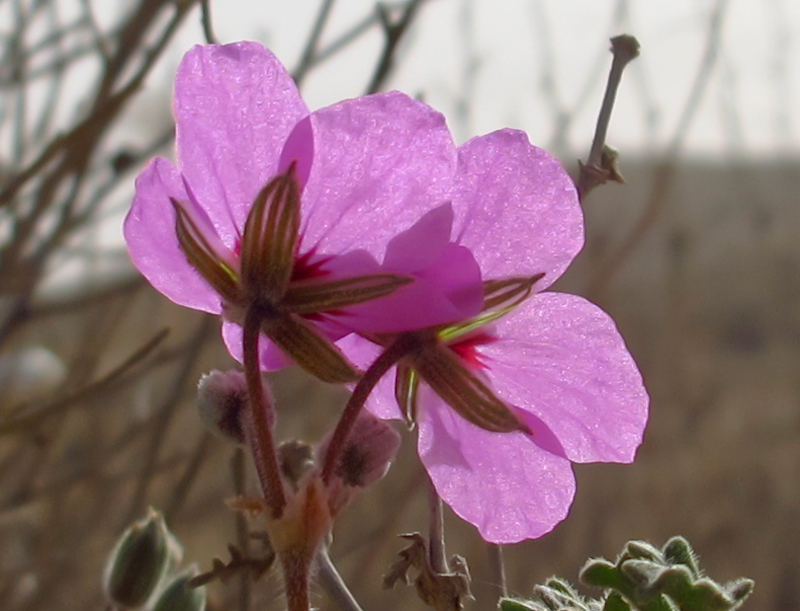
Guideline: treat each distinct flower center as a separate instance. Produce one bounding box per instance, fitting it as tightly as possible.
[448,331,498,371]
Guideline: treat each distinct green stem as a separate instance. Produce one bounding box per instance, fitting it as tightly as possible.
[242,307,287,518]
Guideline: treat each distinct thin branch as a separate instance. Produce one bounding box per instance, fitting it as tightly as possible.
[200,0,219,44]
[293,0,336,85]
[576,34,640,200]
[0,328,170,435]
[487,543,507,599]
[366,0,426,94]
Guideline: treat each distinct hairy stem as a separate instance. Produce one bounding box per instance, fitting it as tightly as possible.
[242,307,287,518]
[280,548,312,611]
[321,335,413,483]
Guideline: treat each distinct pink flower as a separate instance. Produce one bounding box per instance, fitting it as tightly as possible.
[124,42,482,382]
[340,130,649,543]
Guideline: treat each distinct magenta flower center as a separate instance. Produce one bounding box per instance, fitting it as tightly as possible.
[448,331,498,371]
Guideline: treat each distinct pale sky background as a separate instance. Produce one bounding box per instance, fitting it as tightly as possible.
[115,0,800,158]
[3,0,798,292]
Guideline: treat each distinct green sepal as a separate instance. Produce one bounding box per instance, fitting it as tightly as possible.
[415,341,526,433]
[394,360,419,429]
[283,273,412,314]
[241,167,301,301]
[171,198,242,304]
[439,274,544,344]
[261,313,360,384]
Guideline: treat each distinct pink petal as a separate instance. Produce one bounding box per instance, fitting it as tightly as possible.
[124,158,221,313]
[174,42,310,238]
[418,389,576,543]
[279,116,314,189]
[222,321,294,371]
[481,292,649,464]
[451,130,583,289]
[343,205,483,332]
[382,203,454,272]
[300,92,457,260]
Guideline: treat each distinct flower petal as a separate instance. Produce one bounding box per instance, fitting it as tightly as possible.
[125,158,221,313]
[342,205,483,332]
[481,292,649,464]
[222,321,294,371]
[418,390,576,544]
[174,42,310,238]
[300,92,457,259]
[451,129,583,289]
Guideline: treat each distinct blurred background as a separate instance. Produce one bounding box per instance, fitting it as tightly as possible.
[1,0,798,609]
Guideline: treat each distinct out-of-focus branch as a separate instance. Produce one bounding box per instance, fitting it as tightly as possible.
[366,0,426,94]
[293,0,337,85]
[200,0,219,44]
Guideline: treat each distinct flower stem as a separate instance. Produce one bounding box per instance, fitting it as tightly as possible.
[487,543,507,599]
[280,547,312,611]
[242,307,287,518]
[428,476,449,574]
[321,335,413,484]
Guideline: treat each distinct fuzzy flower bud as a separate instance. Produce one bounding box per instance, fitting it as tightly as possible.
[319,412,401,514]
[103,509,177,608]
[196,369,274,444]
[152,568,206,611]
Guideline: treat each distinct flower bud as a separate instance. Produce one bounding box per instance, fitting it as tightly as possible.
[320,411,401,497]
[103,509,174,608]
[197,369,274,444]
[152,568,206,611]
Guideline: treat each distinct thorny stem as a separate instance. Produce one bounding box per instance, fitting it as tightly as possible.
[576,34,640,200]
[428,476,449,574]
[321,335,414,483]
[242,307,287,519]
[316,548,365,611]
